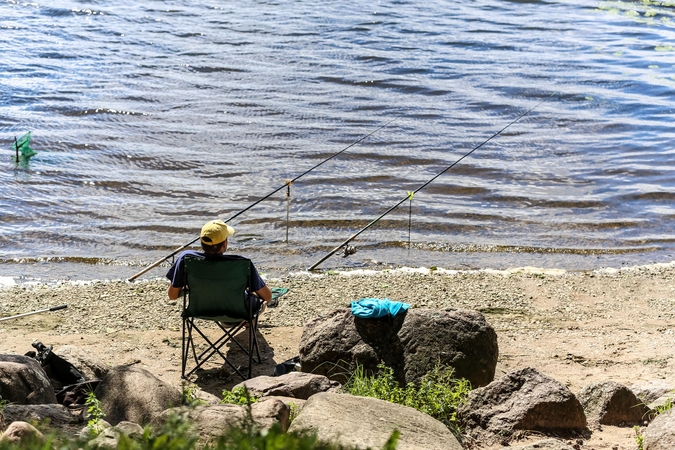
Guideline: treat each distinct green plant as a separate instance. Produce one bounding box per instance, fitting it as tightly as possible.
[0,412,400,450]
[181,382,207,407]
[221,386,260,406]
[85,389,106,435]
[634,425,644,450]
[288,402,301,424]
[343,362,471,433]
[653,396,674,415]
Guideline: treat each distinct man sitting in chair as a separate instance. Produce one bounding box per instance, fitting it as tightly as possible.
[165,220,272,314]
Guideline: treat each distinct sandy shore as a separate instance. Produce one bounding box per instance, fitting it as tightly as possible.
[3,263,675,449]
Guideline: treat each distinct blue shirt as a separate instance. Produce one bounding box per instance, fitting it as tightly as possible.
[165,250,266,292]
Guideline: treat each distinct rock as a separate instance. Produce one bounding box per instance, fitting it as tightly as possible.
[233,372,340,400]
[299,308,498,388]
[0,354,57,404]
[648,394,674,412]
[511,439,575,450]
[458,367,586,439]
[643,407,675,450]
[578,380,649,426]
[260,395,306,412]
[88,421,144,449]
[250,397,291,430]
[78,420,112,440]
[1,404,83,434]
[193,388,221,406]
[0,421,45,444]
[156,399,289,442]
[631,380,674,405]
[288,392,462,450]
[54,345,110,380]
[94,364,182,425]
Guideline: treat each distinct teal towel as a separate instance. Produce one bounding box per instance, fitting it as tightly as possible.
[350,298,409,318]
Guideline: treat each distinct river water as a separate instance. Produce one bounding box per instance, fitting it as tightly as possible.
[1,0,675,282]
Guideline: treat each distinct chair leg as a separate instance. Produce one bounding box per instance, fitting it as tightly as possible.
[187,323,246,380]
[181,318,187,379]
[252,315,261,363]
[247,324,253,379]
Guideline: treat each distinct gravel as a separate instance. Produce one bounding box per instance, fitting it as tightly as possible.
[2,263,675,336]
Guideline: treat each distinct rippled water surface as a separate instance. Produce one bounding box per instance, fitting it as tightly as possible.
[1,0,675,281]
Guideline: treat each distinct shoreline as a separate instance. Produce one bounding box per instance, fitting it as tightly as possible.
[3,258,675,287]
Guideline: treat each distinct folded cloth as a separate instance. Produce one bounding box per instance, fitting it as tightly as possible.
[350,297,410,319]
[268,287,289,307]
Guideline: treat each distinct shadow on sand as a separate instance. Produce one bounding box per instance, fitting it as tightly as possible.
[189,324,283,397]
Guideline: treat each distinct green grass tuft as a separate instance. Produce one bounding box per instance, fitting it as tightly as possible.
[343,362,471,433]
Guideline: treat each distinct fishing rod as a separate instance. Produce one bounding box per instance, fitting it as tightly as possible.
[0,304,67,323]
[127,118,399,282]
[308,95,553,271]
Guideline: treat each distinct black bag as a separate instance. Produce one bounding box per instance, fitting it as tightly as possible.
[26,341,85,388]
[273,355,300,376]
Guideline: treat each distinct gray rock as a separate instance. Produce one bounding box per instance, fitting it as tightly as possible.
[0,354,57,404]
[299,308,498,388]
[260,395,306,412]
[0,421,45,444]
[631,380,674,405]
[1,404,83,434]
[233,372,340,400]
[647,394,674,412]
[193,388,221,406]
[156,399,290,442]
[288,392,462,450]
[88,421,144,449]
[458,367,586,439]
[511,439,575,450]
[94,364,182,426]
[643,408,675,450]
[578,380,649,426]
[54,345,109,380]
[78,420,112,440]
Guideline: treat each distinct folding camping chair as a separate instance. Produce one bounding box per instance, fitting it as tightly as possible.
[181,256,262,380]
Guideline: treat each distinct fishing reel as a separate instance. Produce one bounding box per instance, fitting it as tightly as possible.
[343,244,357,258]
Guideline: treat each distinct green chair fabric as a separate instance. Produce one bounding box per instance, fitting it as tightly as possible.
[181,256,261,380]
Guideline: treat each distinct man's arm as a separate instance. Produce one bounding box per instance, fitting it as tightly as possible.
[255,285,272,302]
[168,285,182,300]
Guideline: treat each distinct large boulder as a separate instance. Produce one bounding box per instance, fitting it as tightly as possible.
[458,367,587,439]
[233,372,339,400]
[94,364,182,425]
[578,380,649,426]
[0,354,57,404]
[288,392,462,450]
[643,408,675,450]
[299,308,498,387]
[54,345,110,380]
[156,399,290,442]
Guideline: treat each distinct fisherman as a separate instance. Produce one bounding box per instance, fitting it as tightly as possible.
[166,220,272,315]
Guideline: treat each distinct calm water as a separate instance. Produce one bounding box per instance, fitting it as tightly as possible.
[1,0,675,282]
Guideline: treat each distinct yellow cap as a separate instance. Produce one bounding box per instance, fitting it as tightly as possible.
[200,220,235,245]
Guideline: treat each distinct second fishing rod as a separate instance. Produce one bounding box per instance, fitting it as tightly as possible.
[127,118,399,281]
[308,94,554,270]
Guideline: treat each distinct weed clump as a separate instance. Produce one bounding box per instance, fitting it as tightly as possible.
[343,362,471,433]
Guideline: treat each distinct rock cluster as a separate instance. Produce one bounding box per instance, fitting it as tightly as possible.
[1,306,675,449]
